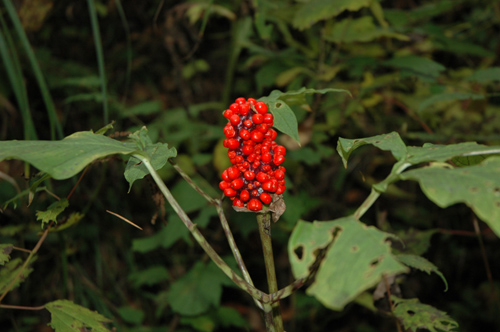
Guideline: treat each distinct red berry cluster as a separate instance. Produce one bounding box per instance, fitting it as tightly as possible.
[219,97,287,211]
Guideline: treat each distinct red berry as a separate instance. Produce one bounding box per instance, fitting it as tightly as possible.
[273,154,285,166]
[227,166,240,180]
[239,129,250,140]
[235,97,246,104]
[255,101,268,114]
[274,145,286,156]
[223,109,234,119]
[252,114,264,124]
[251,131,264,142]
[240,103,250,115]
[244,120,253,128]
[240,190,250,201]
[274,169,285,180]
[247,98,257,105]
[263,113,273,124]
[256,172,269,183]
[230,114,241,125]
[262,179,277,192]
[260,192,272,205]
[242,145,254,155]
[229,103,240,111]
[275,185,286,195]
[244,171,255,181]
[261,153,272,163]
[221,170,230,181]
[223,126,235,138]
[226,139,240,149]
[219,181,230,190]
[233,199,244,207]
[247,199,262,211]
[231,178,244,190]
[224,188,237,197]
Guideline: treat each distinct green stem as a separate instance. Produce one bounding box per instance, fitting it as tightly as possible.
[257,213,284,332]
[168,159,262,309]
[353,162,411,220]
[137,155,269,303]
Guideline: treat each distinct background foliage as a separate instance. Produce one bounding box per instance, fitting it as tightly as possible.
[1,0,500,331]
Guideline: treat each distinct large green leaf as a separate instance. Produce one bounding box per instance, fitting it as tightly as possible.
[288,216,408,310]
[293,0,372,30]
[165,261,234,316]
[392,297,459,332]
[0,131,137,180]
[400,157,500,237]
[45,299,112,332]
[337,132,408,167]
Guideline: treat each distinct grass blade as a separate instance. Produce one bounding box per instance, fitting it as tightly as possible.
[87,0,109,124]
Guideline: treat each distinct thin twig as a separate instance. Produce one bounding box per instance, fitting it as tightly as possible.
[0,304,45,310]
[472,216,495,293]
[383,274,402,332]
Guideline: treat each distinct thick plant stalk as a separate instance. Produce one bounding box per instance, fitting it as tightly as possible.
[137,155,270,303]
[257,212,284,331]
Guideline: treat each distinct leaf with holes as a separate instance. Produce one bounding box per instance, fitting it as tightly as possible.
[399,157,500,237]
[392,297,459,332]
[288,216,408,310]
[396,254,448,291]
[45,299,112,332]
[337,132,408,168]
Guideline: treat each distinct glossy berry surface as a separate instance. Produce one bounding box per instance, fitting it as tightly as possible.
[220,98,286,211]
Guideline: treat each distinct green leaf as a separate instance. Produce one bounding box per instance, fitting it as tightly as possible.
[165,261,233,316]
[117,306,144,325]
[323,16,409,43]
[288,217,408,310]
[293,0,372,30]
[396,254,448,291]
[418,92,485,113]
[260,88,350,145]
[124,128,177,191]
[384,56,445,79]
[406,142,500,165]
[0,244,13,265]
[128,266,170,288]
[452,155,487,167]
[399,157,500,237]
[0,131,138,180]
[392,297,459,332]
[49,212,85,233]
[45,299,112,332]
[0,256,37,294]
[258,99,300,145]
[466,67,500,83]
[36,199,69,227]
[337,132,408,168]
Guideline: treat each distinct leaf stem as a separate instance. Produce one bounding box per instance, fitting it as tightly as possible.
[354,162,411,220]
[137,155,269,303]
[257,212,284,331]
